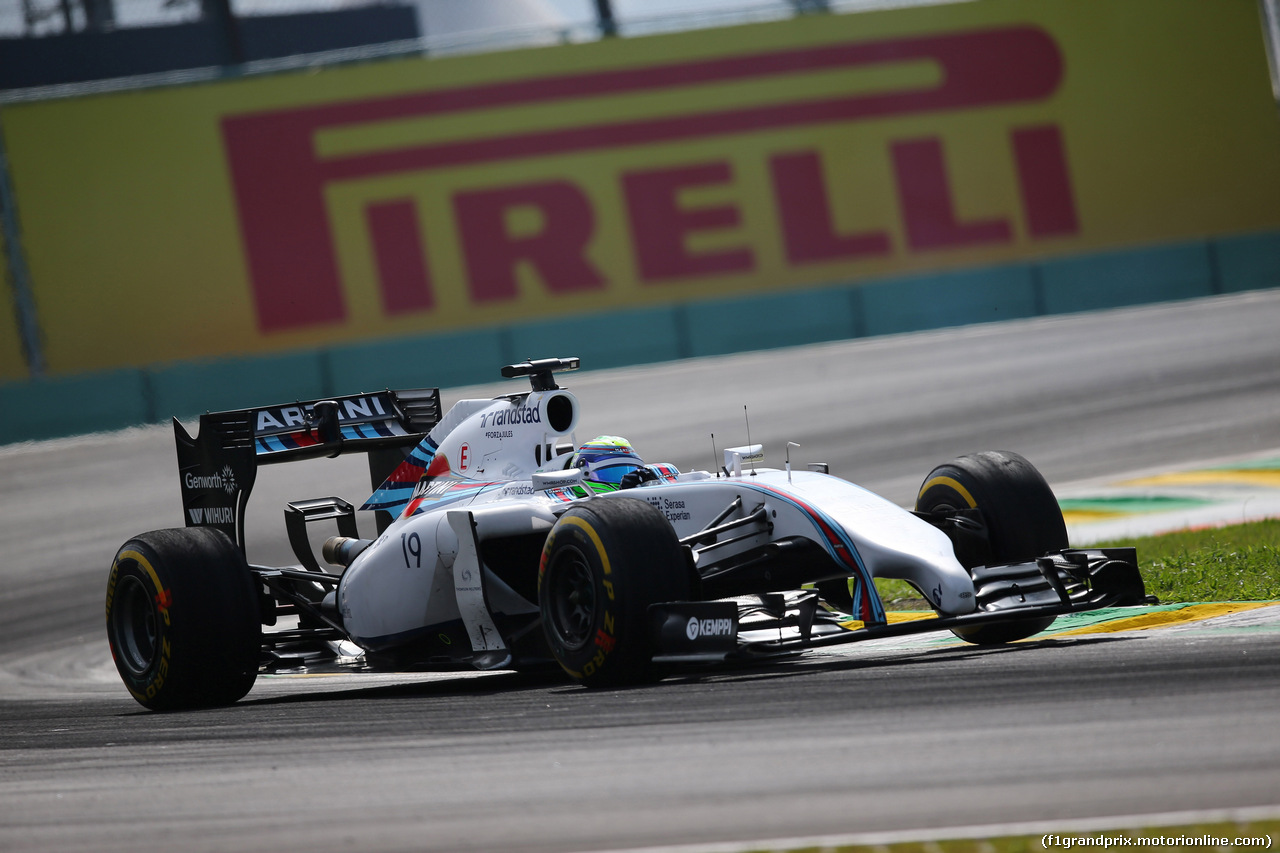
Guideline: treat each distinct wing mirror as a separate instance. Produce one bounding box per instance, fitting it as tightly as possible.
[532,468,587,492]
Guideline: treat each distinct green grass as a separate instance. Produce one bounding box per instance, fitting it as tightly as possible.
[874,577,933,610]
[1092,518,1280,603]
[873,518,1280,609]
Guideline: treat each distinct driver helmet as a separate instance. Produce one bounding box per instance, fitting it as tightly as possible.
[570,436,645,486]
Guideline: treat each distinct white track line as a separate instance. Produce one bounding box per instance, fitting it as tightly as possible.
[584,805,1280,853]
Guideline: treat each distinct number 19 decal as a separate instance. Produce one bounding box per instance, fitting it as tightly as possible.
[401,531,422,568]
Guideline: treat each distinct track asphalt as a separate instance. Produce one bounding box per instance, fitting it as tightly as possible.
[6,294,1280,853]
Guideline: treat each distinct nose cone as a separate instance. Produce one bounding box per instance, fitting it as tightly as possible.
[773,470,977,615]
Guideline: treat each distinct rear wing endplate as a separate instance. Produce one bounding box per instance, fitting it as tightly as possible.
[174,388,440,549]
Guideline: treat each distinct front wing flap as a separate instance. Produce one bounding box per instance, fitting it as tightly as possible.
[650,548,1148,660]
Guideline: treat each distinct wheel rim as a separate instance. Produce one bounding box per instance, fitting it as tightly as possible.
[111,573,158,676]
[545,546,596,652]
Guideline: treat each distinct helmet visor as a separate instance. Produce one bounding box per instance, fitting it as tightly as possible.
[586,456,645,485]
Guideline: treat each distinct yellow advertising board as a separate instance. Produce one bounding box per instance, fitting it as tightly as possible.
[0,228,29,381]
[3,0,1280,374]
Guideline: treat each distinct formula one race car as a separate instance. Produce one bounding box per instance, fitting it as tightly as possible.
[106,357,1147,710]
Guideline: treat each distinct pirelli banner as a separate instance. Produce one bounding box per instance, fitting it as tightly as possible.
[4,0,1280,374]
[0,229,25,381]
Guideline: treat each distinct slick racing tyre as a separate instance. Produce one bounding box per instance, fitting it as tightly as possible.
[106,528,261,711]
[539,497,691,687]
[916,451,1068,645]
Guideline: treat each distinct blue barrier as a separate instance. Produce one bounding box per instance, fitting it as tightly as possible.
[859,265,1038,337]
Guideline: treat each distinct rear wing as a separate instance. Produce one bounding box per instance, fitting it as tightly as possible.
[174,388,441,549]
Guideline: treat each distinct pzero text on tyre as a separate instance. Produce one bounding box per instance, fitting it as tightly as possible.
[538,497,691,687]
[916,450,1068,645]
[106,527,261,711]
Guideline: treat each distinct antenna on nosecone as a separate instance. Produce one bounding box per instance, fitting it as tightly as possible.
[744,406,756,476]
[786,442,800,484]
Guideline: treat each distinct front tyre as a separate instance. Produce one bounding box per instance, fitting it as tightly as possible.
[539,498,690,687]
[916,451,1068,645]
[106,528,261,711]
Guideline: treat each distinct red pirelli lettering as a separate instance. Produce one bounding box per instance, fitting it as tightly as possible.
[770,151,892,264]
[892,136,1013,250]
[221,27,1064,331]
[454,181,606,300]
[367,199,434,314]
[1012,124,1079,239]
[623,162,754,281]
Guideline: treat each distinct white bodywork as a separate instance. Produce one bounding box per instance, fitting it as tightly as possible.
[338,387,976,652]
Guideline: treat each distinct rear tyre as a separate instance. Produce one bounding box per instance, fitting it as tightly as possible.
[539,498,690,687]
[106,528,261,710]
[916,451,1068,645]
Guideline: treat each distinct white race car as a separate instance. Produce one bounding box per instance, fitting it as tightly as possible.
[106,357,1147,710]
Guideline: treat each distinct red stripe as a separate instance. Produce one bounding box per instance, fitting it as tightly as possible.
[235,28,1057,128]
[287,432,320,448]
[317,28,1061,178]
[367,199,434,313]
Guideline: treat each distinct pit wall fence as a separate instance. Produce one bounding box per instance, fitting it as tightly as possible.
[2,0,1279,444]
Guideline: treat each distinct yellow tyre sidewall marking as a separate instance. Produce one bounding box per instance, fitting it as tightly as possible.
[558,515,612,581]
[109,548,173,703]
[919,476,977,509]
[545,514,616,680]
[115,549,169,623]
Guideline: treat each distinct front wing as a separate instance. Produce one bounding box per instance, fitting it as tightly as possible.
[650,547,1147,661]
